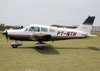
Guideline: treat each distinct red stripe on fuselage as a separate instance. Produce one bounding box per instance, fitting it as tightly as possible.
[52,36,87,38]
[8,34,87,39]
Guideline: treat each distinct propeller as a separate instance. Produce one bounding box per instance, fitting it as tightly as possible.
[2,30,9,41]
[5,31,8,41]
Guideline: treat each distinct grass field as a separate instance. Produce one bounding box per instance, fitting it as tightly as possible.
[0,31,100,71]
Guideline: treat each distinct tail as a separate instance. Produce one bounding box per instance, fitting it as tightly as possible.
[76,16,95,34]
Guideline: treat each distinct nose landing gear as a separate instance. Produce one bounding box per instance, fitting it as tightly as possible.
[11,41,22,48]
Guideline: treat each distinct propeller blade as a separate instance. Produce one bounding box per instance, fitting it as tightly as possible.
[5,31,8,41]
[2,30,9,41]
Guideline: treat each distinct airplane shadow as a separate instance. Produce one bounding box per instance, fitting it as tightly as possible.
[55,46,100,51]
[17,46,100,55]
[55,47,88,49]
[34,44,59,55]
[88,47,100,51]
[18,44,59,55]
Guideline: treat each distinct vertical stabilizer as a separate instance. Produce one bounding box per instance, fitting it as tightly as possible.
[77,16,95,34]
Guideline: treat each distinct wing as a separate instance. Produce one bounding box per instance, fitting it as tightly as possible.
[31,33,51,41]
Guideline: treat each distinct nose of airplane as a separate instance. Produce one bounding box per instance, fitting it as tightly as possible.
[2,31,7,35]
[2,30,9,41]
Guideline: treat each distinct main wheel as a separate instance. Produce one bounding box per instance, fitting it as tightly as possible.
[37,47,44,49]
[12,45,18,48]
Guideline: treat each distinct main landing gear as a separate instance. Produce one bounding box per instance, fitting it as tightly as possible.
[11,41,47,49]
[11,41,22,48]
[34,41,48,49]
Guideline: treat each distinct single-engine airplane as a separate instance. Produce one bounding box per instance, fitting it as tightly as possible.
[2,16,95,49]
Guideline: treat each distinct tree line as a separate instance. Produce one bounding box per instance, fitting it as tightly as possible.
[0,24,23,30]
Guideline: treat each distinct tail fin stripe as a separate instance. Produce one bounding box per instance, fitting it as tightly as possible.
[83,16,95,25]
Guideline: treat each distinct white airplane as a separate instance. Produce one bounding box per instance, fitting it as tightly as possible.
[2,16,95,49]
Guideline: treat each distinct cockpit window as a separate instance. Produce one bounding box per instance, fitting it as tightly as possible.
[29,27,40,32]
[41,27,48,32]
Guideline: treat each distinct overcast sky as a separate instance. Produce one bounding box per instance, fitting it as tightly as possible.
[0,0,100,27]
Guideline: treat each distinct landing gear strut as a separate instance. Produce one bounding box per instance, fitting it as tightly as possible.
[11,41,22,48]
[35,41,48,49]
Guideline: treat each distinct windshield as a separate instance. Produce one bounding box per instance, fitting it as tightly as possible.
[29,26,40,32]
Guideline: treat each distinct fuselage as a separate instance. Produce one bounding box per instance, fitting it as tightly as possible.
[6,24,88,41]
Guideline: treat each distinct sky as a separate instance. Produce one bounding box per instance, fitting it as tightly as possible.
[0,0,100,27]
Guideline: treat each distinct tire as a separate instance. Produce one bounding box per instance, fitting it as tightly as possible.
[37,47,44,49]
[12,45,17,48]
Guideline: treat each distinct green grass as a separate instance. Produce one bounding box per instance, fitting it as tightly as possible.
[0,31,100,71]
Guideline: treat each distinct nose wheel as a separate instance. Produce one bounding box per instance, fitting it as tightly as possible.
[12,45,18,48]
[11,41,22,48]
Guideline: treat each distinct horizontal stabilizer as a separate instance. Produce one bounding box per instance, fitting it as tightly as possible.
[88,34,97,37]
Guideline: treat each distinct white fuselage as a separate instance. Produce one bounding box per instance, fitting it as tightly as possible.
[7,24,88,41]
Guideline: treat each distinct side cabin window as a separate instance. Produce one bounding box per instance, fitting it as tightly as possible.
[49,29,55,32]
[34,27,40,32]
[41,27,48,32]
[29,26,40,32]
